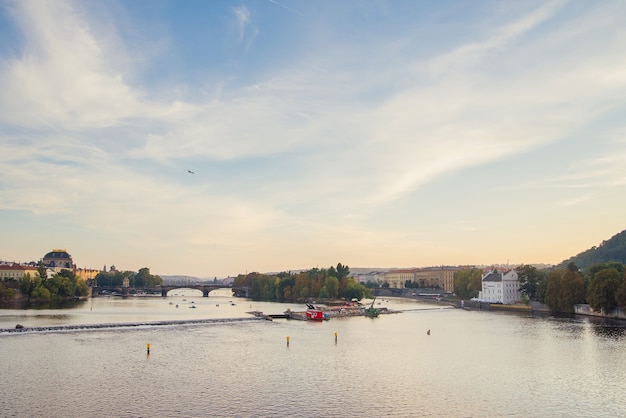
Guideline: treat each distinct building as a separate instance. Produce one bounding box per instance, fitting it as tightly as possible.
[414,267,458,292]
[383,267,459,292]
[42,249,74,273]
[0,263,39,281]
[384,269,417,288]
[478,270,522,304]
[75,267,101,281]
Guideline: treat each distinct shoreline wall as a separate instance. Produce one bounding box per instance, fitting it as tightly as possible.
[574,304,626,320]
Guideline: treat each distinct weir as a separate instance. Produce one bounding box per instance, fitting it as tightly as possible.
[0,316,264,335]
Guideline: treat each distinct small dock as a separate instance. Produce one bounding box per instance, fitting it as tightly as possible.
[248,305,400,321]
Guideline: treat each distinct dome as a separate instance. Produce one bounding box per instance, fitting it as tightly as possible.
[44,250,71,259]
[42,249,73,270]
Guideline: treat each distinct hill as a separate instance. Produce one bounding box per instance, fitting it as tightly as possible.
[558,229,626,269]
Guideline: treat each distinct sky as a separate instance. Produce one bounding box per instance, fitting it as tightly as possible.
[1,0,626,278]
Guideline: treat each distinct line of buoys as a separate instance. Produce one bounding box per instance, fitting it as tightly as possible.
[285,333,339,347]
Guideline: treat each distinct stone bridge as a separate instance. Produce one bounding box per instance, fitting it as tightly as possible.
[92,285,250,298]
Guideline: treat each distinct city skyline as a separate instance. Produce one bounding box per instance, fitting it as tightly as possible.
[1,1,625,278]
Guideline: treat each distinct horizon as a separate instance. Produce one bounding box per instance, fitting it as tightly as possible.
[1,1,626,278]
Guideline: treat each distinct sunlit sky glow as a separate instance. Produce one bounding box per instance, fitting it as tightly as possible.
[1,0,625,277]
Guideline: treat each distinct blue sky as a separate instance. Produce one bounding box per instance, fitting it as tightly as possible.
[1,0,625,277]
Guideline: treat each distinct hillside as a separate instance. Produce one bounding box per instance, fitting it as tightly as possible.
[558,229,626,269]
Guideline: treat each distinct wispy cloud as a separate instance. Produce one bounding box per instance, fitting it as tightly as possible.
[1,0,626,274]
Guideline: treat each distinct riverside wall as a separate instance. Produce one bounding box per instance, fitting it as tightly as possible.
[574,304,626,320]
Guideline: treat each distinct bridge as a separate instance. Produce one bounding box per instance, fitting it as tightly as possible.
[92,285,250,298]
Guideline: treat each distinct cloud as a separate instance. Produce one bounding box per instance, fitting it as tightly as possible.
[0,0,150,130]
[2,0,626,274]
[427,0,567,77]
[232,5,258,51]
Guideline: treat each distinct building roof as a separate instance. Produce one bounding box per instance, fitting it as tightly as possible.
[0,263,38,271]
[482,272,502,282]
[43,250,72,259]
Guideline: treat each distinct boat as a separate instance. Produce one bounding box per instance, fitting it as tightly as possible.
[364,297,380,318]
[305,304,329,321]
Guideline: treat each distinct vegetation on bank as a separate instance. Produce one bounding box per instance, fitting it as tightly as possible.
[233,263,372,302]
[0,266,162,303]
[453,261,626,314]
[0,266,90,302]
[557,229,626,269]
[94,267,163,288]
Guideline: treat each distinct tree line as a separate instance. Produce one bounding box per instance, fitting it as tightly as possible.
[0,265,162,303]
[233,263,372,302]
[12,265,90,302]
[454,262,626,313]
[94,267,163,288]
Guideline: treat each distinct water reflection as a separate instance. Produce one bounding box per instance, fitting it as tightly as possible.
[1,299,625,417]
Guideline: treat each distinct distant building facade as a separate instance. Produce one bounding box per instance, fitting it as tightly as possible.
[42,249,74,272]
[384,269,416,289]
[0,263,39,280]
[383,267,459,292]
[478,270,522,304]
[75,267,100,281]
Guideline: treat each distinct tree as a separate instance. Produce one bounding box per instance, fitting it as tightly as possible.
[335,263,350,281]
[586,267,623,313]
[135,267,162,287]
[0,283,16,301]
[324,276,339,299]
[37,262,48,284]
[544,264,585,313]
[343,278,368,301]
[616,278,626,310]
[19,273,41,301]
[454,268,482,299]
[516,264,544,301]
[46,274,74,298]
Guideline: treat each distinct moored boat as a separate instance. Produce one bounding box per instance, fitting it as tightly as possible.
[305,304,329,320]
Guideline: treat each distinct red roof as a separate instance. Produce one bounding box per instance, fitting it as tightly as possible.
[0,263,38,271]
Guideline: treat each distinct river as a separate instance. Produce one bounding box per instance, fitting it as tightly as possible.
[1,290,625,417]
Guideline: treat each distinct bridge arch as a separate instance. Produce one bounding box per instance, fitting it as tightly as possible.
[160,285,234,297]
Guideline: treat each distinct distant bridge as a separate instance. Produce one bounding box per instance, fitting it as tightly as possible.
[92,285,250,298]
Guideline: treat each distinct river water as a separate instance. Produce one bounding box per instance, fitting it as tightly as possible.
[1,290,625,417]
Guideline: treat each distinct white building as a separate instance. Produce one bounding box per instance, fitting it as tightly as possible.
[478,270,522,304]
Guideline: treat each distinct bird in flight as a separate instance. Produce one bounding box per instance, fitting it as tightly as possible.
[187,170,195,174]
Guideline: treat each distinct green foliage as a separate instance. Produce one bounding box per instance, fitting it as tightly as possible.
[615,280,626,310]
[516,264,545,301]
[75,280,90,297]
[32,286,51,300]
[324,276,339,299]
[558,229,626,269]
[344,278,366,300]
[135,267,163,287]
[232,263,367,302]
[45,275,74,298]
[544,267,586,313]
[19,273,42,301]
[453,268,482,299]
[0,283,17,301]
[586,267,623,313]
[95,268,159,287]
[37,262,48,282]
